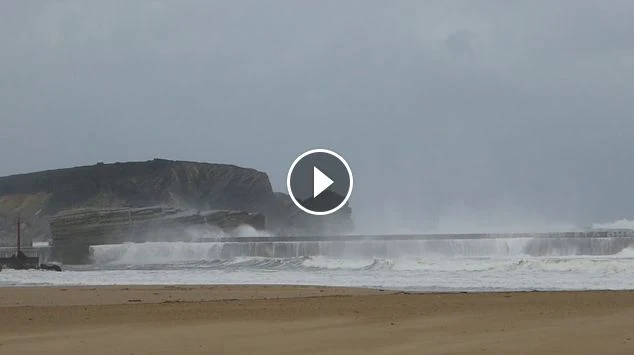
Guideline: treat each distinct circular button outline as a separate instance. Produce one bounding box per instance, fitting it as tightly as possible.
[286,148,354,216]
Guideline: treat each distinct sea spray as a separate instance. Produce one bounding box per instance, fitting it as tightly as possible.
[592,219,634,230]
[89,235,634,266]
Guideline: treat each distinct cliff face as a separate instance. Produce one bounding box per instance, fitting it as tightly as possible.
[0,159,273,214]
[0,159,353,246]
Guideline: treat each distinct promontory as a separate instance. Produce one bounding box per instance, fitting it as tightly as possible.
[0,159,353,262]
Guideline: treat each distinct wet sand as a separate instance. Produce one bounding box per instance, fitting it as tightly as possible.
[1,286,634,354]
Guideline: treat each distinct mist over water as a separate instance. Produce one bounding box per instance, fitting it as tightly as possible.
[592,219,634,230]
[144,224,273,243]
[351,201,585,235]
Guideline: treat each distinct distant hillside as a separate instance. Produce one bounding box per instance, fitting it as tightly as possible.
[0,159,353,245]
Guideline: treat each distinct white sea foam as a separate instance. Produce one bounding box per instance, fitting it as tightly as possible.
[88,235,634,266]
[4,253,634,291]
[5,233,634,291]
[90,242,224,265]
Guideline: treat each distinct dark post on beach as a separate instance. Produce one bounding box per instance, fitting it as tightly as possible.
[16,214,21,254]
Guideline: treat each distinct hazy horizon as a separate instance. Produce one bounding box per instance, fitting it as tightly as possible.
[2,1,634,233]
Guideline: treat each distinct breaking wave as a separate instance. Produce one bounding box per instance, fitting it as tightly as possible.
[85,252,634,277]
[89,236,634,267]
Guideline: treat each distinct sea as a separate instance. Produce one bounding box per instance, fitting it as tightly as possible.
[3,221,634,292]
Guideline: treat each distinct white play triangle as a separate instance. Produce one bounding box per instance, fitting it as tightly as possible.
[313,166,334,198]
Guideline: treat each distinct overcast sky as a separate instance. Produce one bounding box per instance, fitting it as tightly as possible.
[2,1,634,233]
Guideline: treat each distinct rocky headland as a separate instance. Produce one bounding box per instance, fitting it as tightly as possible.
[0,159,354,263]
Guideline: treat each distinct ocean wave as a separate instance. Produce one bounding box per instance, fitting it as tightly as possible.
[89,236,634,267]
[86,245,634,277]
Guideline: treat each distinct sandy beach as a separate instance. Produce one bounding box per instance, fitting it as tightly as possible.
[0,286,632,354]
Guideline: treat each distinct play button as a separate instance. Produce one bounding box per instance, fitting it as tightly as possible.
[313,167,333,198]
[287,149,353,216]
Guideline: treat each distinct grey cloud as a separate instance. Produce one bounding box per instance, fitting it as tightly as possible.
[2,0,634,232]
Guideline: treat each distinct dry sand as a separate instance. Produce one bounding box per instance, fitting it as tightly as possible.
[1,286,634,354]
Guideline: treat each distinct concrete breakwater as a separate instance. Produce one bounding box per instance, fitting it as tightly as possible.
[67,226,634,265]
[194,229,634,243]
[165,230,634,259]
[85,229,634,263]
